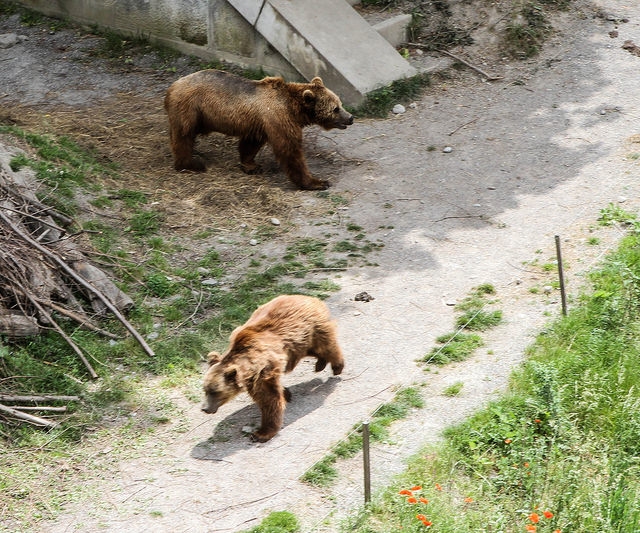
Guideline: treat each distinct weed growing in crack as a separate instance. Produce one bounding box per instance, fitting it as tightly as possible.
[301,387,424,488]
[422,283,501,365]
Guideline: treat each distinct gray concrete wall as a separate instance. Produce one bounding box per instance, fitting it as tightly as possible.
[14,0,417,106]
[15,0,302,81]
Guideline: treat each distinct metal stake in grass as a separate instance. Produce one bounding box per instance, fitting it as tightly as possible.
[362,420,371,504]
[555,235,567,315]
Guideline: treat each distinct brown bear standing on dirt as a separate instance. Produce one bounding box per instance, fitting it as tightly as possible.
[201,294,345,442]
[164,69,353,190]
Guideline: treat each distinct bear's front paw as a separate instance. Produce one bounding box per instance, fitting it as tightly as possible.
[176,158,206,172]
[241,162,263,175]
[301,179,330,191]
[251,429,276,442]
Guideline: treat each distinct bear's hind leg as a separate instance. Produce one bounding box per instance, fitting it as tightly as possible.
[239,136,266,174]
[312,325,344,375]
[314,358,328,372]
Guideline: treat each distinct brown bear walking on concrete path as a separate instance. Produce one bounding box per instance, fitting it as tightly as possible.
[164,69,354,190]
[202,294,345,442]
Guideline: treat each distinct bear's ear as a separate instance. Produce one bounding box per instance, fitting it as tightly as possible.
[310,76,324,87]
[224,367,238,385]
[303,89,316,104]
[207,351,222,366]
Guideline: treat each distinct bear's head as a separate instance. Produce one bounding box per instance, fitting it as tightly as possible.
[303,77,354,131]
[201,328,283,414]
[201,350,244,414]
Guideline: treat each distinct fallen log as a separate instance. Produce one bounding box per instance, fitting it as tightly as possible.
[0,402,57,427]
[0,309,39,337]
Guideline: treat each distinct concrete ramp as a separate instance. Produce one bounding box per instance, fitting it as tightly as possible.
[228,0,416,105]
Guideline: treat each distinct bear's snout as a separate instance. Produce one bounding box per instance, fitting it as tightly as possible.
[202,393,221,414]
[334,113,353,130]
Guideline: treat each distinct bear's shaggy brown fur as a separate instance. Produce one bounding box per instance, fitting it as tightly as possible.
[201,294,345,442]
[164,69,353,190]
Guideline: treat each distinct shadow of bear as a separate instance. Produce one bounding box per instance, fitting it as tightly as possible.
[191,376,340,460]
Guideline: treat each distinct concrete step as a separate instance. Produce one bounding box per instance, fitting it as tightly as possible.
[372,13,412,48]
[348,1,412,48]
[227,0,416,106]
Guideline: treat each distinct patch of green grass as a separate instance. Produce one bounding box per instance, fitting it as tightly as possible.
[598,202,638,228]
[315,190,350,208]
[299,454,339,487]
[143,273,179,298]
[504,3,551,58]
[90,28,150,60]
[2,125,115,215]
[422,284,501,366]
[443,381,464,397]
[126,210,162,236]
[241,511,300,533]
[452,284,503,332]
[356,73,431,118]
[422,332,484,365]
[455,308,503,331]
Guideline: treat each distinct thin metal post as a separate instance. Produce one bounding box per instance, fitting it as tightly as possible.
[555,235,567,316]
[362,420,371,504]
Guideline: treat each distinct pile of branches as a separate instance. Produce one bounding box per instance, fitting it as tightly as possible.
[0,155,153,426]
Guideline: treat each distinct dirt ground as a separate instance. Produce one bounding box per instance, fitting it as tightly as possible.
[2,0,640,531]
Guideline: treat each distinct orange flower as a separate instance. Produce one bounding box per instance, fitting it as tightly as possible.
[523,462,530,468]
[435,483,442,491]
[422,519,433,527]
[407,497,417,504]
[526,526,536,532]
[419,497,429,504]
[534,419,542,423]
[411,485,422,491]
[543,511,554,519]
[464,497,474,503]
[416,514,427,521]
[529,513,540,524]
[553,530,562,533]
[505,438,512,444]
[399,489,413,495]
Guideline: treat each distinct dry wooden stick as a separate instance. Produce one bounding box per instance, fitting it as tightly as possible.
[0,208,155,357]
[406,43,503,81]
[436,48,503,81]
[44,300,121,339]
[12,405,67,412]
[0,403,57,427]
[0,394,79,402]
[20,284,98,379]
[0,183,74,226]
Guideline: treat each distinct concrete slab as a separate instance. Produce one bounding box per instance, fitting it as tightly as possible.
[373,13,412,48]
[227,0,416,105]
